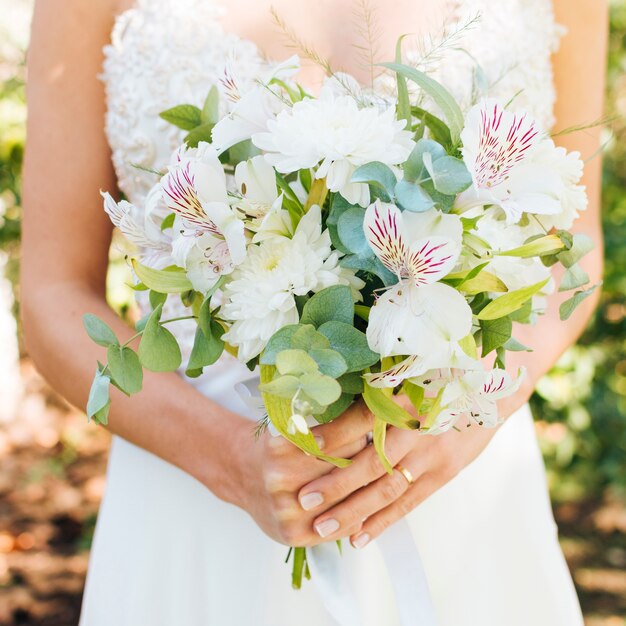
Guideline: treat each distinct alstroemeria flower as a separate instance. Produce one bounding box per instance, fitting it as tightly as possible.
[458,99,563,224]
[161,143,246,292]
[211,55,301,153]
[364,201,472,358]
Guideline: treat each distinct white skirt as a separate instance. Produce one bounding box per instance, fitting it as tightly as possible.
[79,357,584,626]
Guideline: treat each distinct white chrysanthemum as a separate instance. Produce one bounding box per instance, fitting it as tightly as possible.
[528,139,588,231]
[252,84,414,206]
[221,205,364,362]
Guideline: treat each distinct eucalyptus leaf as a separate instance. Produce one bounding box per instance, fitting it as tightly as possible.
[107,345,143,395]
[336,207,371,255]
[340,253,397,286]
[350,162,397,201]
[557,234,595,268]
[86,368,111,423]
[309,349,348,378]
[138,303,182,372]
[83,314,119,348]
[186,319,224,374]
[276,349,319,376]
[394,179,435,212]
[259,374,302,398]
[318,321,379,372]
[559,263,590,292]
[403,139,446,183]
[559,284,600,321]
[261,325,306,364]
[427,155,472,195]
[299,372,342,405]
[300,285,354,327]
[315,393,355,424]
[338,372,365,394]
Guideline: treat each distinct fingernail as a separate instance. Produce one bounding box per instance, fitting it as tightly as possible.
[314,518,339,538]
[299,492,324,511]
[352,533,370,549]
[314,435,324,450]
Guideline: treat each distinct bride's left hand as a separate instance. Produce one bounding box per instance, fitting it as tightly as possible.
[298,382,533,549]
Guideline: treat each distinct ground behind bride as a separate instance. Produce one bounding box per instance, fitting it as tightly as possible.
[1,0,625,624]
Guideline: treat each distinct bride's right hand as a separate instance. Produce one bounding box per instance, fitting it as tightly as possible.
[227,400,373,547]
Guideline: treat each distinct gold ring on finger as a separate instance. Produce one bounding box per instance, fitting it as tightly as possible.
[394,463,415,485]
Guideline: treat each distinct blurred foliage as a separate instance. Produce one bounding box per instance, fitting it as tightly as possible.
[0,1,625,504]
[532,0,626,503]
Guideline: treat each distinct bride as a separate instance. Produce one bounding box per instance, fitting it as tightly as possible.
[21,0,606,624]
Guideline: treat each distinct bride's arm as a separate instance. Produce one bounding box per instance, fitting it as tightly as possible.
[297,0,608,547]
[21,0,372,548]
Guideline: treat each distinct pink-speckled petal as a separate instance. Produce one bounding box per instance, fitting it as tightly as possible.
[363,201,409,279]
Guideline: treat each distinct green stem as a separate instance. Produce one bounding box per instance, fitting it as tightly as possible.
[291,547,307,589]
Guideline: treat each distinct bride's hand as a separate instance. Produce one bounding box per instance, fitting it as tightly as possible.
[297,382,533,549]
[228,401,374,547]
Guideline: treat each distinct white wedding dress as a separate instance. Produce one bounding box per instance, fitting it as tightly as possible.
[79,0,585,624]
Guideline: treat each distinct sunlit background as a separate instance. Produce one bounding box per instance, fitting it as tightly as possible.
[0,1,625,624]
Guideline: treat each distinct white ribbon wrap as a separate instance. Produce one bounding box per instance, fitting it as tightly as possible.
[235,376,439,626]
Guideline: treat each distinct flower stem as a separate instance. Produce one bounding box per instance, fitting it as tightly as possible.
[304,177,328,211]
[291,547,307,589]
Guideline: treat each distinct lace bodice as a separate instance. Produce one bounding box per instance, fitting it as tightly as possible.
[101,0,561,370]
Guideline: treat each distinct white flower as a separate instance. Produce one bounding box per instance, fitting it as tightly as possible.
[161,142,247,292]
[102,189,171,267]
[415,367,526,432]
[363,201,472,359]
[252,84,414,206]
[212,55,301,153]
[221,205,364,362]
[526,139,588,231]
[459,99,564,224]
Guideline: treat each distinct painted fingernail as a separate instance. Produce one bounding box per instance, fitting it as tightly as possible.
[314,518,339,538]
[352,533,370,549]
[314,435,324,449]
[299,492,324,511]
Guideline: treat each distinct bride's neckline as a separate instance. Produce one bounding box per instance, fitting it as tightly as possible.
[111,0,460,92]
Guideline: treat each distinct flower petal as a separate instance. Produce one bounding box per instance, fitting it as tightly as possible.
[363,355,430,388]
[363,201,408,278]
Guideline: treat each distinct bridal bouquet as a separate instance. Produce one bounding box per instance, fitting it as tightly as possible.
[84,48,594,585]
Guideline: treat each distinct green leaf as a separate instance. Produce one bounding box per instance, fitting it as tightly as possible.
[107,345,143,395]
[186,320,224,374]
[201,86,219,124]
[380,63,465,144]
[276,349,319,376]
[83,314,118,347]
[86,368,111,423]
[401,381,425,414]
[403,139,446,183]
[336,207,371,255]
[131,260,193,294]
[309,349,348,378]
[557,234,595,268]
[259,365,350,467]
[394,36,412,128]
[559,284,600,321]
[424,154,472,195]
[480,317,512,356]
[458,332,478,359]
[259,374,301,398]
[291,325,331,351]
[498,234,565,258]
[559,263,590,292]
[394,180,435,213]
[445,267,508,294]
[340,252,397,285]
[260,325,302,364]
[149,290,167,310]
[159,104,202,130]
[185,122,214,148]
[299,372,342,405]
[363,382,420,430]
[373,416,393,474]
[318,321,379,372]
[476,278,549,321]
[350,162,397,201]
[315,393,354,424]
[300,285,355,327]
[338,372,364,394]
[503,337,532,352]
[160,212,175,231]
[138,304,182,372]
[410,106,452,148]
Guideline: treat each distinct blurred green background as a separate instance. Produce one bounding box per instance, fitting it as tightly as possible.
[0,1,624,624]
